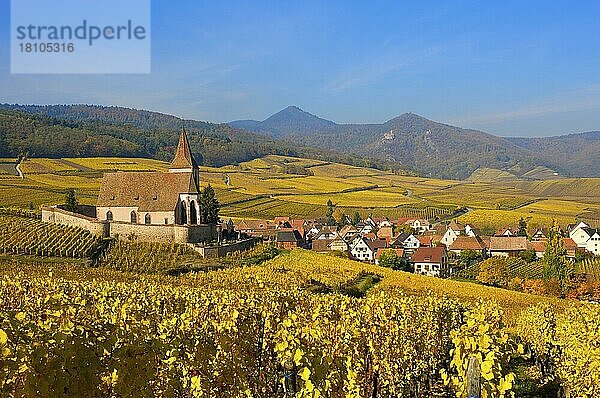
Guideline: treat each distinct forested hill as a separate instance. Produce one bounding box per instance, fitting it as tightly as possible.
[0,105,396,170]
[231,106,600,179]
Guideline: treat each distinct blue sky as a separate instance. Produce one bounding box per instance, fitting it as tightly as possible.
[2,0,600,136]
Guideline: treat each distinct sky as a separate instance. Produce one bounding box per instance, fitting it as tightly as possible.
[2,0,600,137]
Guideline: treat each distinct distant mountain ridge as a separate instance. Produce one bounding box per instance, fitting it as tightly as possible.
[0,104,397,171]
[230,106,600,179]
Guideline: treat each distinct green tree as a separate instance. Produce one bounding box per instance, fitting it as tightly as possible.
[542,221,572,292]
[326,199,336,226]
[64,188,78,212]
[200,184,220,224]
[519,249,537,263]
[458,250,482,267]
[517,218,528,237]
[352,211,362,226]
[378,249,411,271]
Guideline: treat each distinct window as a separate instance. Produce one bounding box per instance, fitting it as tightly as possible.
[164,218,168,225]
[106,210,113,221]
[189,200,197,224]
[145,213,151,225]
[130,211,137,224]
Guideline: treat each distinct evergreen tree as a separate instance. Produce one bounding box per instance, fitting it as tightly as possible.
[517,218,528,237]
[200,184,220,224]
[352,211,362,226]
[64,189,78,212]
[326,199,336,226]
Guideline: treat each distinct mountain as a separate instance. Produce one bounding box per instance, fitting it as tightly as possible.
[229,106,599,179]
[0,104,397,170]
[230,105,336,137]
[506,132,600,178]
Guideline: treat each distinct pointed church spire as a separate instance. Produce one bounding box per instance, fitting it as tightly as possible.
[170,128,198,170]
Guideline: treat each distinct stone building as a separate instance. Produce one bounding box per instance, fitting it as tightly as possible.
[42,130,217,244]
[96,129,201,226]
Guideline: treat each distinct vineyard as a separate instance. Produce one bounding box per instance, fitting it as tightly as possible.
[0,250,598,397]
[577,257,600,280]
[0,215,101,258]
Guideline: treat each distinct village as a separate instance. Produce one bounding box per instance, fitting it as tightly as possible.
[234,216,600,278]
[37,129,599,278]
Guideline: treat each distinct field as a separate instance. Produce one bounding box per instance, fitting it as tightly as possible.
[0,249,598,397]
[1,155,599,227]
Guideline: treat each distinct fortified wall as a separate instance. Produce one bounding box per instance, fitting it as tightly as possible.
[41,206,217,244]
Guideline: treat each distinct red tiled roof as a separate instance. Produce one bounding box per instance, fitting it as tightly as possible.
[527,241,546,253]
[97,171,198,212]
[417,236,433,246]
[448,236,486,251]
[411,247,446,263]
[563,238,578,250]
[489,236,527,251]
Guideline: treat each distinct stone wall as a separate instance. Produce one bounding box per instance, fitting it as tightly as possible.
[42,206,216,244]
[192,238,260,258]
[110,222,215,244]
[41,206,108,236]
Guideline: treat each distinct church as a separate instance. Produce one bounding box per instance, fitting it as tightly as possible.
[96,129,202,226]
[42,129,218,244]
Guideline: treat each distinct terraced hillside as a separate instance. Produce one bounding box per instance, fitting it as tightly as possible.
[1,155,599,228]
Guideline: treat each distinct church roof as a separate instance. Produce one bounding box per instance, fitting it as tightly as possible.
[170,129,198,169]
[97,171,198,211]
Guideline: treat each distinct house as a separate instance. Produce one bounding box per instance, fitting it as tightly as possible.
[350,237,386,262]
[375,248,404,265]
[440,221,465,246]
[339,224,358,238]
[527,241,546,259]
[448,236,486,256]
[357,223,375,235]
[411,247,449,277]
[328,234,350,253]
[314,226,338,240]
[570,224,594,246]
[390,232,421,252]
[584,230,600,256]
[530,228,548,241]
[274,216,291,228]
[376,226,394,240]
[563,238,582,258]
[464,224,480,237]
[495,228,518,237]
[373,217,393,227]
[275,230,304,249]
[488,236,527,257]
[417,235,434,247]
[312,238,333,252]
[404,218,431,233]
[236,219,273,235]
[350,237,375,262]
[568,221,589,237]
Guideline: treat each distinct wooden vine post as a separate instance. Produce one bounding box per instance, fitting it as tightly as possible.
[467,356,481,398]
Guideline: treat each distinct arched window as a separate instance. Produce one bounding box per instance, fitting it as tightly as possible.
[189,200,197,225]
[106,210,113,221]
[145,213,151,225]
[178,202,187,225]
[130,211,137,224]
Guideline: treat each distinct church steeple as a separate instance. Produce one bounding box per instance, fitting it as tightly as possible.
[170,129,200,191]
[170,128,198,170]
